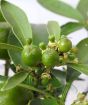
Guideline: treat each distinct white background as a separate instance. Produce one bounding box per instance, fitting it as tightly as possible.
[0,0,88,105]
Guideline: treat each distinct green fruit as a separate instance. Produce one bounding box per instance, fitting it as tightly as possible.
[49,35,55,43]
[41,73,51,86]
[58,38,72,52]
[22,45,42,66]
[39,42,46,50]
[26,38,32,45]
[42,49,59,67]
[68,53,76,60]
[0,76,31,105]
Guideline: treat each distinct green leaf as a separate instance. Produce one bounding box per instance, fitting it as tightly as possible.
[0,43,22,51]
[1,71,29,91]
[47,21,61,41]
[0,77,31,105]
[31,98,58,105]
[66,66,80,82]
[61,66,80,102]
[1,0,32,46]
[52,69,66,85]
[8,32,26,67]
[0,75,8,85]
[61,22,83,35]
[0,11,5,21]
[0,22,10,59]
[32,24,48,45]
[0,22,10,29]
[37,0,84,21]
[76,38,88,64]
[69,64,88,75]
[77,0,88,21]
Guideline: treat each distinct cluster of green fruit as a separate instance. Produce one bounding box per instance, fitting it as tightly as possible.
[21,36,78,68]
[72,93,88,105]
[21,36,79,92]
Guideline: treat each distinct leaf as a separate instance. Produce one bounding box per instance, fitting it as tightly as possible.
[30,98,58,105]
[47,21,61,41]
[52,69,66,85]
[1,0,32,46]
[66,66,80,82]
[0,22,10,59]
[0,75,8,85]
[77,0,88,21]
[0,22,10,29]
[76,38,88,64]
[61,22,83,35]
[69,63,88,75]
[0,10,5,21]
[41,99,58,105]
[8,31,26,67]
[1,71,29,91]
[61,66,80,102]
[32,24,49,45]
[37,0,84,21]
[0,43,22,51]
[0,82,31,105]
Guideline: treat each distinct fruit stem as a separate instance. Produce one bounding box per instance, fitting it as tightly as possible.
[4,60,10,76]
[19,83,54,99]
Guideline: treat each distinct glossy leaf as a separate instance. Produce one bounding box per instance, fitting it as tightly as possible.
[0,75,8,84]
[52,69,66,85]
[0,43,22,51]
[1,0,32,46]
[37,0,84,21]
[61,22,83,35]
[76,38,88,64]
[69,64,88,75]
[31,98,58,105]
[32,24,48,45]
[0,76,31,105]
[8,32,26,67]
[61,66,81,101]
[0,11,5,21]
[1,71,29,91]
[66,66,80,82]
[0,22,10,59]
[0,22,10,29]
[47,21,61,41]
[77,0,88,21]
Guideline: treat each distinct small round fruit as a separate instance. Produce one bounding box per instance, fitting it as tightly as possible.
[49,35,55,43]
[68,53,75,60]
[58,38,72,52]
[41,73,51,86]
[26,38,32,45]
[42,49,59,67]
[22,45,42,66]
[39,42,46,50]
